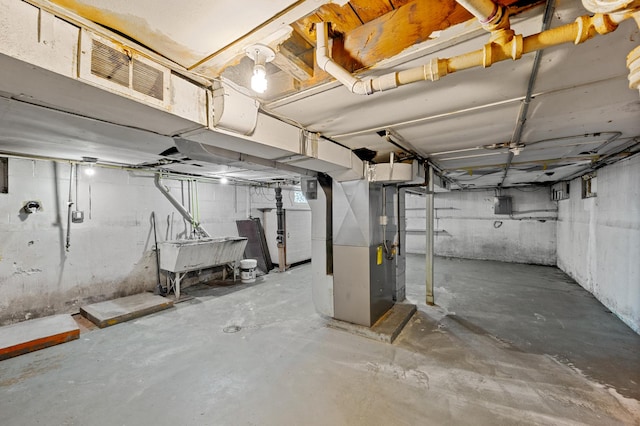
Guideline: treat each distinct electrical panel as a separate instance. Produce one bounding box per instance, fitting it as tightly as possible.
[494,196,512,215]
[301,177,318,200]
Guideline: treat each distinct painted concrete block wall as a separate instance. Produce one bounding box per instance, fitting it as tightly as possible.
[0,158,249,325]
[250,187,311,265]
[557,155,640,333]
[405,188,557,265]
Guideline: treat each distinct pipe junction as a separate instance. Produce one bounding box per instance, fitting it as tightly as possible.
[315,0,640,96]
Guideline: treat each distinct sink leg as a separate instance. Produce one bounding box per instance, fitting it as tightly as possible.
[175,272,182,300]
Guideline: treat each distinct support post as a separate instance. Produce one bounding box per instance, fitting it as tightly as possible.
[426,166,435,305]
[275,185,287,272]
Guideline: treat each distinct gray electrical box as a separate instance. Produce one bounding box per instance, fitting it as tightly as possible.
[301,177,318,200]
[72,210,85,223]
[494,196,512,215]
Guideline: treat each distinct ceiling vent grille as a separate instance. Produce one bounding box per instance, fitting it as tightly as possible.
[80,31,169,107]
[132,59,164,101]
[90,40,129,88]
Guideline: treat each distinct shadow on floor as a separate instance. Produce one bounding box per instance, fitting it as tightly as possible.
[405,255,640,400]
[182,277,265,299]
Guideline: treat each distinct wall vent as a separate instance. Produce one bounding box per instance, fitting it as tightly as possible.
[80,31,169,107]
[90,40,129,87]
[494,196,512,215]
[132,59,164,101]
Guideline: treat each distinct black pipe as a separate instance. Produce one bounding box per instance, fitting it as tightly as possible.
[275,186,284,246]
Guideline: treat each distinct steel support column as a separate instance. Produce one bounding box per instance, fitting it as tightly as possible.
[426,166,435,306]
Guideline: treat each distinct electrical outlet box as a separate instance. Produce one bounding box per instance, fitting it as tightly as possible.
[72,210,84,223]
[494,196,512,215]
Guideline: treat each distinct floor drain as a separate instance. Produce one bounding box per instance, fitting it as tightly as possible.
[223,325,241,333]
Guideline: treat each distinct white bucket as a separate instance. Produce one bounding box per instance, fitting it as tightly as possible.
[239,259,258,283]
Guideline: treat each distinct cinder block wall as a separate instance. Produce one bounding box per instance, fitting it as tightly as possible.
[405,187,557,265]
[250,187,311,265]
[0,158,249,325]
[557,154,640,333]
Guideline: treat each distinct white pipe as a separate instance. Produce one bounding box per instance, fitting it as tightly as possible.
[154,174,210,238]
[315,22,448,96]
[317,8,635,98]
[315,22,373,95]
[456,0,504,27]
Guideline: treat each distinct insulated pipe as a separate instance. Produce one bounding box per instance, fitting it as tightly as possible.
[154,174,210,238]
[316,12,631,96]
[315,22,374,95]
[456,0,509,30]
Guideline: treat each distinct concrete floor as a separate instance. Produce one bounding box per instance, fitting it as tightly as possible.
[0,256,639,425]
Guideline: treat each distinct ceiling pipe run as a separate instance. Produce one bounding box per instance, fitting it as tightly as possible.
[500,0,557,187]
[315,5,639,97]
[456,0,509,30]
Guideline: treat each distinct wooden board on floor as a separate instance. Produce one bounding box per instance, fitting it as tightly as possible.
[80,293,173,328]
[0,314,79,361]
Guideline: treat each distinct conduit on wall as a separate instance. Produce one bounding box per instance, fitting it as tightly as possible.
[315,0,640,97]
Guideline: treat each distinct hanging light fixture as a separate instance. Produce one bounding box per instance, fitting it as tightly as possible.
[245,44,275,94]
[82,156,98,176]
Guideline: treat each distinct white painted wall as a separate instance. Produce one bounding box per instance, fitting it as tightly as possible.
[405,188,557,265]
[0,158,250,325]
[250,187,311,265]
[557,155,640,333]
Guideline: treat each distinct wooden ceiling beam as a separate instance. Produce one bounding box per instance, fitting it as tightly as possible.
[339,0,474,71]
[272,45,314,81]
[349,0,394,24]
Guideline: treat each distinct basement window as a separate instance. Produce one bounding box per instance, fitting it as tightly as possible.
[0,157,7,193]
[581,173,597,199]
[294,191,307,204]
[551,181,570,201]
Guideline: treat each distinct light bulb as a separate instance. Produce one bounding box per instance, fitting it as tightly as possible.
[220,177,229,184]
[251,65,267,93]
[85,166,95,176]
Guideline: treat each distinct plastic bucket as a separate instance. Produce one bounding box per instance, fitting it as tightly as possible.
[240,259,258,283]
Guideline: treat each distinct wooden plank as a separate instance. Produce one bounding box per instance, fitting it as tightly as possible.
[273,45,314,81]
[292,1,363,46]
[0,315,79,361]
[267,0,534,96]
[290,12,322,47]
[80,293,173,329]
[315,3,363,35]
[389,0,413,8]
[341,0,474,69]
[285,0,474,91]
[349,0,394,24]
